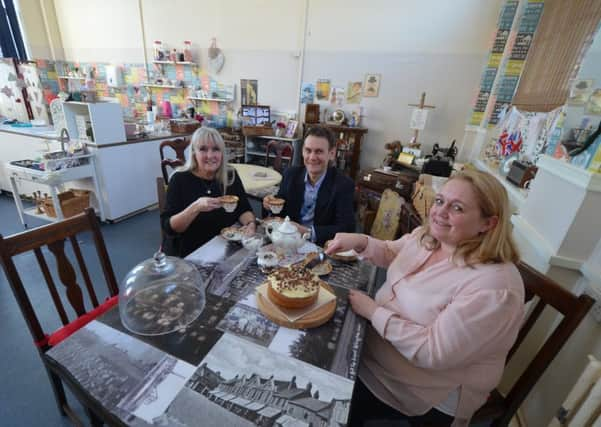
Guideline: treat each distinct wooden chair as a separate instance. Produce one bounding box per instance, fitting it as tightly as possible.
[159,137,190,182]
[265,140,293,173]
[0,208,119,426]
[370,189,403,240]
[472,262,594,426]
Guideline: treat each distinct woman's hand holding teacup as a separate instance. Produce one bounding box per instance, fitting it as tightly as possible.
[193,196,222,213]
[325,233,368,256]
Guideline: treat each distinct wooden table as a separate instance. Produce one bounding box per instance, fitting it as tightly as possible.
[230,163,282,199]
[45,236,376,426]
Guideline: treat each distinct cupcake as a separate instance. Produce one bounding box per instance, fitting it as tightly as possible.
[220,195,239,213]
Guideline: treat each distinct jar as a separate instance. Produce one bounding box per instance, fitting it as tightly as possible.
[183,40,193,62]
[119,251,206,336]
[153,40,163,61]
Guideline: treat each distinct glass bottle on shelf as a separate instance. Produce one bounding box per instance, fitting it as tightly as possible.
[169,48,178,62]
[153,40,163,61]
[183,41,193,62]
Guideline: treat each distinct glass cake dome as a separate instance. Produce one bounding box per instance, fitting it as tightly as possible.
[119,251,206,336]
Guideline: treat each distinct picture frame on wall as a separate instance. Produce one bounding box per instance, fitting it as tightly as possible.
[285,120,298,138]
[363,73,381,97]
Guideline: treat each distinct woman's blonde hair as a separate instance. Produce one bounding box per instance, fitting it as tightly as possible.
[179,127,234,194]
[419,169,520,265]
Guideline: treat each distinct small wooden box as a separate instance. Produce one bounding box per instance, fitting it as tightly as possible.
[242,126,274,137]
[170,119,201,134]
[41,189,91,218]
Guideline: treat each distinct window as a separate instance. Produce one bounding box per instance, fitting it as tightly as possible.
[0,0,27,60]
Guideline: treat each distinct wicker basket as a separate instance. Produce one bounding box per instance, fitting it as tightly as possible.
[242,126,274,137]
[41,189,91,218]
[170,119,201,134]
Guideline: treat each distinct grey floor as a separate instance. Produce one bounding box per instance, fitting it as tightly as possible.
[0,193,442,427]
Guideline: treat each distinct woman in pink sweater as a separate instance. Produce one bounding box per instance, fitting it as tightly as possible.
[326,169,524,427]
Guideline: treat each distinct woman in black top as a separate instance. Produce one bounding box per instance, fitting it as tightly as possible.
[161,127,255,257]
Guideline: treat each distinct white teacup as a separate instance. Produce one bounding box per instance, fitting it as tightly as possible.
[269,197,285,214]
[220,195,239,213]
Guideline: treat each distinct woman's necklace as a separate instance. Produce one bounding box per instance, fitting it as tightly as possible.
[193,171,216,195]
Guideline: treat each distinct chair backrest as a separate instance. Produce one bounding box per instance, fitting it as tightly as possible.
[370,189,403,240]
[265,140,293,172]
[479,262,594,426]
[0,208,119,351]
[159,138,190,182]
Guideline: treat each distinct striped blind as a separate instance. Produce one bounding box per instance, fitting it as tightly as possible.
[512,0,601,112]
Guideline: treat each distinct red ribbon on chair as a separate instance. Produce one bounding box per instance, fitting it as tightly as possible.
[47,296,118,347]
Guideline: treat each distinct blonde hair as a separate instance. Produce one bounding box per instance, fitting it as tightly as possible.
[180,127,234,194]
[419,169,520,265]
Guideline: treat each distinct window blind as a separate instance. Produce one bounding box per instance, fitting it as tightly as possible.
[512,0,601,112]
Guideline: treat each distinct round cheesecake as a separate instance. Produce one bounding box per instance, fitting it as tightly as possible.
[267,266,321,309]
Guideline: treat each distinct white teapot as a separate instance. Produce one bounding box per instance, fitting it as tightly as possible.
[265,216,310,254]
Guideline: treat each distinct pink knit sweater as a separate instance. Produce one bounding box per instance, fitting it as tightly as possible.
[357,227,524,426]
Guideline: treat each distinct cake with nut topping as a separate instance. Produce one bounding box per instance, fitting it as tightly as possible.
[266,266,321,309]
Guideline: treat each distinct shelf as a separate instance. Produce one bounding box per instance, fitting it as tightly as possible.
[57,76,86,80]
[152,60,197,66]
[246,150,291,160]
[141,83,183,89]
[252,135,299,142]
[188,96,233,103]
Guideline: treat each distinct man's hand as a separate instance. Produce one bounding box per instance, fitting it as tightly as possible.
[348,289,378,320]
[262,195,275,211]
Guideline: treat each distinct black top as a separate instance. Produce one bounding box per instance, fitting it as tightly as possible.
[161,170,252,257]
[274,166,356,245]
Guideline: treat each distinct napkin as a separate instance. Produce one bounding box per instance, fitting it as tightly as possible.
[256,283,336,322]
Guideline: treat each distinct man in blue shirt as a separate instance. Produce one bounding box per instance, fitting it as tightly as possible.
[263,125,356,245]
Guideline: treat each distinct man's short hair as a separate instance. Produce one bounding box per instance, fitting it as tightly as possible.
[305,125,336,150]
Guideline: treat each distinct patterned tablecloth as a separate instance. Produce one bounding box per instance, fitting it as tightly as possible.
[46,236,376,427]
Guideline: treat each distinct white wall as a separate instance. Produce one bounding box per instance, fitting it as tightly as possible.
[22,0,502,170]
[303,0,504,168]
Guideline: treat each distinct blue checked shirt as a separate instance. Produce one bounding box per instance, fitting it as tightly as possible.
[300,171,326,242]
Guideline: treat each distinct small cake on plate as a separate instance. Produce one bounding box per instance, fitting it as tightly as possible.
[267,266,321,309]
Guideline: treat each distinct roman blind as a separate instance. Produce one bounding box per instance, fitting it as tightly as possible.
[512,0,601,112]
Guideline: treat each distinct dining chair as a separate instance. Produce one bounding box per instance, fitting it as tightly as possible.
[265,140,293,173]
[471,262,594,426]
[370,189,403,240]
[159,137,190,182]
[0,208,119,426]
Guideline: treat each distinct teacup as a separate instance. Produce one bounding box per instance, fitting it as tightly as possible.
[269,197,285,214]
[220,195,239,213]
[257,250,279,269]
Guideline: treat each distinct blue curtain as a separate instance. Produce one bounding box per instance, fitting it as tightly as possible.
[0,0,27,60]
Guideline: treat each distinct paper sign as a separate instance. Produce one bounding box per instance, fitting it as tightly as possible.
[410,108,428,130]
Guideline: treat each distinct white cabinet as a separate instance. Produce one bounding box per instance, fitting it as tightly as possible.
[63,101,126,145]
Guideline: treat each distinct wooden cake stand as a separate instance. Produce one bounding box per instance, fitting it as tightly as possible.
[256,283,336,329]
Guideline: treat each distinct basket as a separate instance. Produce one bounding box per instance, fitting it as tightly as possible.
[40,189,91,218]
[242,126,274,137]
[169,119,201,134]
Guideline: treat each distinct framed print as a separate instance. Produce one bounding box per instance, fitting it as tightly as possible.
[285,120,298,138]
[363,73,381,97]
[346,81,362,104]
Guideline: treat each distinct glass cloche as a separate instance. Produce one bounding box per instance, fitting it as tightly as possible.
[119,251,206,336]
